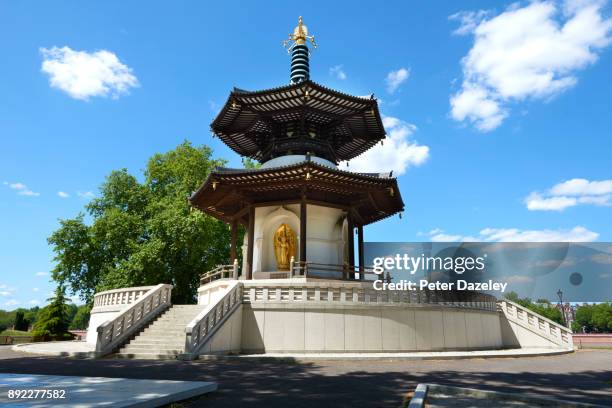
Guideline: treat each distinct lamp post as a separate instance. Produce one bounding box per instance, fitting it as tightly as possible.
[557,289,565,327]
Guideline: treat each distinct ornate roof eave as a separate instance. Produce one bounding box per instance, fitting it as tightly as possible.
[189,160,404,226]
[209,80,386,162]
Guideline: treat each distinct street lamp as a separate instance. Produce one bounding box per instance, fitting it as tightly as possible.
[557,289,565,327]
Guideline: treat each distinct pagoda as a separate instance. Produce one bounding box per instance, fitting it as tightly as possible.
[190,17,404,280]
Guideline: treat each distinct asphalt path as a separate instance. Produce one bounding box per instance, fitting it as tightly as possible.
[0,346,610,407]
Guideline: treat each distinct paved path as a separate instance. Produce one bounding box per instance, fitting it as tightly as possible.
[0,373,216,407]
[0,346,611,407]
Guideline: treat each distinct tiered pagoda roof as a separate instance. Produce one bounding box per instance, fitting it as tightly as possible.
[212,80,386,164]
[190,159,404,226]
[192,16,405,227]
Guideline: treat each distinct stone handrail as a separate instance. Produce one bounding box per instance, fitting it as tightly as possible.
[498,299,573,348]
[200,260,239,285]
[92,286,155,309]
[183,281,242,359]
[242,282,498,312]
[95,284,173,356]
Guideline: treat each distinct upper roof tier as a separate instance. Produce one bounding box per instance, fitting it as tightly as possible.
[210,80,386,164]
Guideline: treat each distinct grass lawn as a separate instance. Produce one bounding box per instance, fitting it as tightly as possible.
[0,329,30,336]
[1,329,33,344]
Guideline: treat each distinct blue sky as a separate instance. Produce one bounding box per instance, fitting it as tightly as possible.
[1,1,611,308]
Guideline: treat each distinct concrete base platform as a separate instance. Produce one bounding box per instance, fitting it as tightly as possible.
[13,341,97,358]
[203,347,574,361]
[0,373,217,407]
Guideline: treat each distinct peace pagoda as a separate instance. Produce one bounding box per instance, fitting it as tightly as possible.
[189,16,404,281]
[86,18,573,359]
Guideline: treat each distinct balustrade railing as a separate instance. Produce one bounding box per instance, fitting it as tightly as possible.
[92,286,155,309]
[290,261,380,281]
[183,281,242,359]
[242,282,498,311]
[498,299,573,348]
[200,260,239,285]
[95,284,173,356]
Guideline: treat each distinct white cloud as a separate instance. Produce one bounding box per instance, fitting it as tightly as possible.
[40,46,139,101]
[526,178,612,211]
[32,287,40,292]
[5,299,19,307]
[449,10,492,36]
[29,300,40,305]
[329,65,347,80]
[385,68,410,93]
[428,226,598,242]
[57,191,69,198]
[4,181,40,197]
[35,271,48,277]
[77,191,95,199]
[341,115,429,176]
[504,275,535,284]
[450,1,612,131]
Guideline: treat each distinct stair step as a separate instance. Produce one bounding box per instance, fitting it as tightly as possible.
[120,346,183,352]
[114,353,182,360]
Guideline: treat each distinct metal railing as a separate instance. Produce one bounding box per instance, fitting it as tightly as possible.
[200,260,239,285]
[95,283,173,356]
[183,281,242,359]
[290,260,380,281]
[498,299,573,348]
[92,286,154,309]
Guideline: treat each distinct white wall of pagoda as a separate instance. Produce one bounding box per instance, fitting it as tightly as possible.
[241,204,347,277]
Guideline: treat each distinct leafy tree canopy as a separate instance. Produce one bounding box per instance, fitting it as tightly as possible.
[48,141,233,304]
[32,285,73,340]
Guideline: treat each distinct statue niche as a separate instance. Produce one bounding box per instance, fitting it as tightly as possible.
[274,223,297,270]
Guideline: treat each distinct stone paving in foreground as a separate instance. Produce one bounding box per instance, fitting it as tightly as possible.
[1,346,611,407]
[0,372,217,408]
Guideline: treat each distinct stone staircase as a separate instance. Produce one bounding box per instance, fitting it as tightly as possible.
[116,304,206,359]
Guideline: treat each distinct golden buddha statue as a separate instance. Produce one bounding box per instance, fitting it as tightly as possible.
[274,223,297,270]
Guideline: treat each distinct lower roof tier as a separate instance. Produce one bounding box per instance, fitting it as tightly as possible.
[189,160,404,226]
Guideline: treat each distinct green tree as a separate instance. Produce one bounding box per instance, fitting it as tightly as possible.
[24,307,40,327]
[69,305,91,330]
[504,292,563,325]
[49,141,232,304]
[13,310,28,331]
[32,285,73,341]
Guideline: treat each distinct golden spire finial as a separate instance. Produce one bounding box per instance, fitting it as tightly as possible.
[283,16,317,52]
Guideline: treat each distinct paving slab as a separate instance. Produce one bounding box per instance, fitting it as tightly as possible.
[0,373,217,407]
[13,341,97,358]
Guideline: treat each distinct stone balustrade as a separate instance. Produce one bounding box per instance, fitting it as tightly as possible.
[92,286,155,310]
[94,284,173,356]
[242,281,498,312]
[498,299,573,349]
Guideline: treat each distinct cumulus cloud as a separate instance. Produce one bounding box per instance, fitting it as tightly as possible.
[449,10,492,35]
[35,271,48,277]
[4,181,39,197]
[450,1,612,131]
[4,299,19,307]
[29,300,40,305]
[57,191,69,198]
[40,46,139,100]
[526,178,612,211]
[385,68,410,93]
[329,65,347,80]
[77,191,95,199]
[427,226,598,242]
[341,115,429,176]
